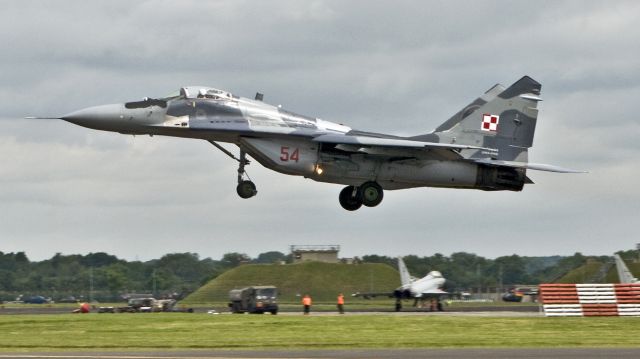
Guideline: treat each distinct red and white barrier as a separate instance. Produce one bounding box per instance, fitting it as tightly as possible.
[539,284,640,316]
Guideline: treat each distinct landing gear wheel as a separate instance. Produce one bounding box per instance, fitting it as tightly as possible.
[360,181,384,207]
[339,186,363,211]
[236,180,257,199]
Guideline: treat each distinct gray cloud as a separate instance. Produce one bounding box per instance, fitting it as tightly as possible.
[1,0,639,261]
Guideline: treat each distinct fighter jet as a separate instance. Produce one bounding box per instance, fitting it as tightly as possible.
[353,256,446,311]
[29,76,582,210]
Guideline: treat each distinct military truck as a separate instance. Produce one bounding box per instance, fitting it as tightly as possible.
[228,286,278,314]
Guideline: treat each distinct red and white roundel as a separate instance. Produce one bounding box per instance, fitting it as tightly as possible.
[481,113,499,132]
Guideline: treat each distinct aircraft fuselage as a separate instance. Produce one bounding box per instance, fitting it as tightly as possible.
[50,77,575,210]
[61,87,517,193]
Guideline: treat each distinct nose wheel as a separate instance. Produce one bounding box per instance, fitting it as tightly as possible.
[208,141,257,199]
[237,180,257,199]
[338,181,383,210]
[235,150,257,199]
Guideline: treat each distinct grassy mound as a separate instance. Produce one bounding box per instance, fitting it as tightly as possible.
[556,257,640,284]
[183,261,400,304]
[555,259,605,283]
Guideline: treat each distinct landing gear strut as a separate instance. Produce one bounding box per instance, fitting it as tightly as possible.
[338,181,384,211]
[208,141,257,199]
[236,150,256,199]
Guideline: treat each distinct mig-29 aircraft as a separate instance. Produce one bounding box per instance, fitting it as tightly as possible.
[30,76,582,210]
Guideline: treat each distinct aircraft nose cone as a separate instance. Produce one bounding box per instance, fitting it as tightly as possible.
[61,104,123,129]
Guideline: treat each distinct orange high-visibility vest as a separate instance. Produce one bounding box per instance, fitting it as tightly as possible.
[337,295,344,305]
[302,296,312,306]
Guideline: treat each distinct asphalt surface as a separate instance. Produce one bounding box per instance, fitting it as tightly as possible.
[0,305,539,315]
[2,348,640,359]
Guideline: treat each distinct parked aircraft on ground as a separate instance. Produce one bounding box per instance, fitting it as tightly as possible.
[353,256,446,311]
[29,76,582,210]
[614,254,639,284]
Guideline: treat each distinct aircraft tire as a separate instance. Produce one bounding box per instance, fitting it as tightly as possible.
[360,181,383,207]
[339,186,362,211]
[236,180,257,199]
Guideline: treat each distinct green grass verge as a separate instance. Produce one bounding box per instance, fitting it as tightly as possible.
[0,314,639,351]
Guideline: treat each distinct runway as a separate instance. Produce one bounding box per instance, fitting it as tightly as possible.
[0,305,539,316]
[3,348,640,359]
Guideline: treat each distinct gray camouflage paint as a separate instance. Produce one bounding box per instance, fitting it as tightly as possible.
[58,77,559,199]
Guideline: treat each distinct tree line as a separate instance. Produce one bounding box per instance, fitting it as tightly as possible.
[0,250,615,302]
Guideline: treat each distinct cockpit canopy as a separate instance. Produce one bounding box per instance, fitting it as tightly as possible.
[125,87,240,109]
[179,86,238,101]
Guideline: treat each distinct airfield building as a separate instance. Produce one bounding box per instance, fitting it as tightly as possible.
[290,245,340,263]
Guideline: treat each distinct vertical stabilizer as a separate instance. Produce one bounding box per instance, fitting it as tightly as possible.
[398,256,412,286]
[414,76,542,162]
[614,254,639,283]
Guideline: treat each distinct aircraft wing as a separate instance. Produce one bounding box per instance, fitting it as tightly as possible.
[313,134,494,152]
[472,158,587,173]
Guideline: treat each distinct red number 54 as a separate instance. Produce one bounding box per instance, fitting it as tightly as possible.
[280,146,299,162]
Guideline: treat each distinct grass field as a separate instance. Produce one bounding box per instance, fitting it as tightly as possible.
[0,313,639,351]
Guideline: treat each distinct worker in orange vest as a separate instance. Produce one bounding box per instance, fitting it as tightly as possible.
[337,293,345,314]
[302,294,312,315]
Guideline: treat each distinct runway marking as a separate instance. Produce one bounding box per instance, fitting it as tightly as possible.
[0,356,313,359]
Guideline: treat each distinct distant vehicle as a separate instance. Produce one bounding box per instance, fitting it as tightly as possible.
[502,290,524,302]
[229,286,278,314]
[353,256,447,311]
[99,297,192,313]
[22,295,51,304]
[112,297,162,313]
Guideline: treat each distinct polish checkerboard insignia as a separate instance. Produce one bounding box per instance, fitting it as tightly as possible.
[481,114,499,132]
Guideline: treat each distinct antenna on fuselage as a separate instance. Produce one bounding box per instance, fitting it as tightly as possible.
[255,92,264,101]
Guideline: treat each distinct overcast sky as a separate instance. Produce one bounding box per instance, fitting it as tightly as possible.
[1,1,639,262]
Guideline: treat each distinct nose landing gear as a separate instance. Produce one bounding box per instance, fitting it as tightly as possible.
[338,181,383,211]
[208,141,257,199]
[236,150,257,199]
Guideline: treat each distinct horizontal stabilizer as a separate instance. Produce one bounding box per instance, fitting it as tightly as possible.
[313,134,495,152]
[473,158,587,173]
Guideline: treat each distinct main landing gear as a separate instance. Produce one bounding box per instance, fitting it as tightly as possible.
[338,181,384,211]
[209,141,257,199]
